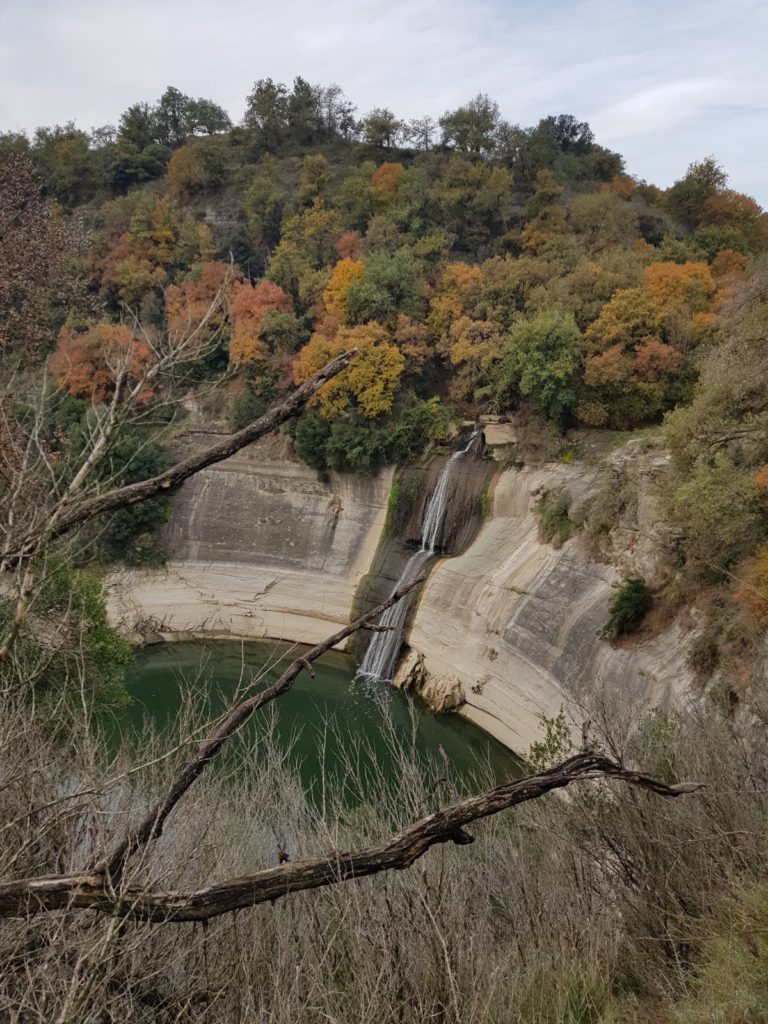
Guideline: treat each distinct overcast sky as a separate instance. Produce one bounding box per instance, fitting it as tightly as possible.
[1,0,765,203]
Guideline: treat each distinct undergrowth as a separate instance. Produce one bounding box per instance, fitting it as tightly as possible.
[537,488,577,547]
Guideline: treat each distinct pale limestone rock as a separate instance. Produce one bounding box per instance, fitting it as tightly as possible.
[107,434,698,757]
[393,649,465,712]
[598,441,679,589]
[409,459,694,754]
[107,441,393,649]
[420,674,466,713]
[392,648,426,691]
[483,423,517,447]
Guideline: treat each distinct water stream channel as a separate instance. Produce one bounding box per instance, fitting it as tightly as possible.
[358,433,479,683]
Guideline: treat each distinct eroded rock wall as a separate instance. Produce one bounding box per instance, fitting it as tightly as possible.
[352,435,494,661]
[407,459,693,753]
[108,428,694,756]
[107,437,393,648]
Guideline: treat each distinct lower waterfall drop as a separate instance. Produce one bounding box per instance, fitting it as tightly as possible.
[357,432,478,683]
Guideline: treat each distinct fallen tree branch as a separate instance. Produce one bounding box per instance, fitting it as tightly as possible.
[0,752,702,922]
[3,350,357,566]
[101,572,427,880]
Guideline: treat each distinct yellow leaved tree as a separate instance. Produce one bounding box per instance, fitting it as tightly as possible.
[292,322,405,419]
[322,257,364,319]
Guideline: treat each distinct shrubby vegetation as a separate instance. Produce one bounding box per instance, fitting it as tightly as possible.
[536,487,577,547]
[2,677,768,1023]
[0,556,130,708]
[603,577,653,639]
[478,480,490,520]
[661,267,768,670]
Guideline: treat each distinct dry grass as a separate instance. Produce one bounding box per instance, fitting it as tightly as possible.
[2,669,768,1023]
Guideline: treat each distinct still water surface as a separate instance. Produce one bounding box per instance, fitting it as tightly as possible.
[122,640,519,795]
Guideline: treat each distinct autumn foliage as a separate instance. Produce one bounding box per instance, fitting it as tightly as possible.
[293,322,404,418]
[334,230,363,261]
[49,324,153,402]
[735,544,768,625]
[370,162,404,208]
[643,261,715,311]
[322,257,364,318]
[164,260,234,336]
[228,279,294,364]
[9,87,767,451]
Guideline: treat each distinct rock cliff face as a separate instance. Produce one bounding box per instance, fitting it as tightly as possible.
[406,460,693,752]
[107,437,393,648]
[107,432,694,755]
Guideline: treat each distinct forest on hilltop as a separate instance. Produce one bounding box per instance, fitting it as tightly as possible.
[1,77,768,669]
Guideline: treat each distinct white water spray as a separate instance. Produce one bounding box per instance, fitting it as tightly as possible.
[357,432,478,683]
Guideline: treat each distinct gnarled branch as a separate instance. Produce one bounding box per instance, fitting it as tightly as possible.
[3,349,357,566]
[0,752,702,922]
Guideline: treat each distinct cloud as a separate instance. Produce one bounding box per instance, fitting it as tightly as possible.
[590,78,752,140]
[0,0,765,202]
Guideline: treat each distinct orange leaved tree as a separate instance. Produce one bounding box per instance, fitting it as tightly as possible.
[228,280,294,365]
[48,324,153,403]
[164,261,236,338]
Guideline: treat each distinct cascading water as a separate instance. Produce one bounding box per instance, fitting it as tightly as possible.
[357,432,478,683]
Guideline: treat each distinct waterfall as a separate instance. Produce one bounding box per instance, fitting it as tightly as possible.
[357,432,478,683]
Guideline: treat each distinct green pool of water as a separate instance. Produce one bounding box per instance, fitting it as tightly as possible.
[120,640,519,796]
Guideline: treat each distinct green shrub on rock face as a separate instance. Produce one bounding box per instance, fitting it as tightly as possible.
[384,481,400,536]
[292,413,331,473]
[536,488,576,547]
[326,419,392,475]
[291,397,450,478]
[603,577,653,639]
[479,481,490,520]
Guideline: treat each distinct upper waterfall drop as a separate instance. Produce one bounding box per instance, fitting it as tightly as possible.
[357,431,480,683]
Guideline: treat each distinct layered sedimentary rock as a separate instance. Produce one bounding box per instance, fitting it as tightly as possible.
[108,428,694,756]
[407,460,693,752]
[107,437,393,648]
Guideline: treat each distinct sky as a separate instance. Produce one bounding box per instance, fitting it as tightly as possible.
[0,0,766,204]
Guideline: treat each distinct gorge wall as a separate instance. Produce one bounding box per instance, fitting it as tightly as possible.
[351,432,493,664]
[108,432,694,754]
[404,450,693,752]
[107,434,393,648]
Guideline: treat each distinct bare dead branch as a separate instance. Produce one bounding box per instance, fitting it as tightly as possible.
[101,571,427,880]
[3,349,357,566]
[0,752,702,923]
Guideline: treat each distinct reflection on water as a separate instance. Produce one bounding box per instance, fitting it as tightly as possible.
[120,640,519,797]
